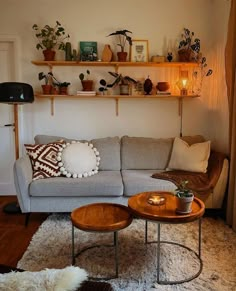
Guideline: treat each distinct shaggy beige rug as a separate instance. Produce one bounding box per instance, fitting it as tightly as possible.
[17,215,236,291]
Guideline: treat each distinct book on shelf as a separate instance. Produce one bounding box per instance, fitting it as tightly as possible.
[156,91,171,95]
[79,41,98,61]
[77,91,96,96]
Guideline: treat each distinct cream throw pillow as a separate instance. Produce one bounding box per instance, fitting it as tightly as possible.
[168,137,211,173]
[57,141,100,178]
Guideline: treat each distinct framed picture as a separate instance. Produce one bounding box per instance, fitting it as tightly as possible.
[80,41,98,61]
[130,40,149,62]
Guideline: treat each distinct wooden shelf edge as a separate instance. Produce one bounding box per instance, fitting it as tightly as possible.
[31,60,199,67]
[35,93,200,99]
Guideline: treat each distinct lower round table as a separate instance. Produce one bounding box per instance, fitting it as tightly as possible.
[71,203,133,280]
[128,191,205,285]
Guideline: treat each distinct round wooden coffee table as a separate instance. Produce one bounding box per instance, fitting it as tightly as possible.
[128,191,205,285]
[71,203,133,279]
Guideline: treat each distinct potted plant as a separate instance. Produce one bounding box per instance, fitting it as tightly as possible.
[79,70,93,91]
[107,29,132,61]
[52,81,71,95]
[107,71,137,95]
[178,28,201,62]
[192,56,213,94]
[98,79,109,95]
[32,21,70,61]
[175,180,194,214]
[38,72,53,94]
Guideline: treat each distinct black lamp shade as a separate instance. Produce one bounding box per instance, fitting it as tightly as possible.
[0,82,34,104]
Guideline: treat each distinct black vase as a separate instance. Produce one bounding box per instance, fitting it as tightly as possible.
[144,77,153,95]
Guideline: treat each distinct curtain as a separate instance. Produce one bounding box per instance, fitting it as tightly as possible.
[225,0,236,231]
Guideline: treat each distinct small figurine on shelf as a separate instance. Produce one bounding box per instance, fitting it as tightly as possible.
[167,52,173,62]
[144,76,153,95]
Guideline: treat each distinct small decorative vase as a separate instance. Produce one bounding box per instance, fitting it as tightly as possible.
[43,49,55,61]
[81,80,93,91]
[117,52,127,62]
[102,44,113,62]
[41,84,52,95]
[144,77,153,95]
[167,52,173,62]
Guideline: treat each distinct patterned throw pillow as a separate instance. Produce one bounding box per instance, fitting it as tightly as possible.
[25,141,65,180]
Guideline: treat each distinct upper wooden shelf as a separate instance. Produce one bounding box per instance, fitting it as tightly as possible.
[31,61,199,68]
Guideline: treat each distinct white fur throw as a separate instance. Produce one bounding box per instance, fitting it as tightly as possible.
[0,266,88,291]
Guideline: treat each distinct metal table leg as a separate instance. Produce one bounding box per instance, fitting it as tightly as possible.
[71,226,119,280]
[145,219,203,285]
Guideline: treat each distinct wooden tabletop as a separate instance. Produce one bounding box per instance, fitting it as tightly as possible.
[128,191,205,223]
[71,203,133,232]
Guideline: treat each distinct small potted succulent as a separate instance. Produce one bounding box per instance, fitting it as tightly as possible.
[38,72,53,94]
[32,21,70,61]
[107,71,137,95]
[107,29,132,61]
[79,70,93,91]
[175,180,194,214]
[178,28,201,62]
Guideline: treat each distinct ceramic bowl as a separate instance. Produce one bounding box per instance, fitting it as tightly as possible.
[156,82,170,92]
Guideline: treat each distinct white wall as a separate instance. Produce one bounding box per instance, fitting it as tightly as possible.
[0,0,231,153]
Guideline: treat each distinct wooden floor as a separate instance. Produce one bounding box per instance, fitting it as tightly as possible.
[0,196,48,268]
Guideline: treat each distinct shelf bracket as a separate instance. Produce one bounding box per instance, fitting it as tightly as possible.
[50,97,54,116]
[115,98,119,116]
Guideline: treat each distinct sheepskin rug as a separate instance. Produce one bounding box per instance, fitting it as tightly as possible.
[17,214,236,291]
[0,266,87,291]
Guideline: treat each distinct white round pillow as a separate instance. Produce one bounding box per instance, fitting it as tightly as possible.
[57,141,100,178]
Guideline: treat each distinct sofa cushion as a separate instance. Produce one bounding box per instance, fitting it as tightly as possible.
[25,141,64,180]
[91,137,120,170]
[29,171,123,197]
[121,136,173,170]
[35,135,121,171]
[58,142,100,178]
[122,170,176,196]
[34,135,85,144]
[168,137,211,173]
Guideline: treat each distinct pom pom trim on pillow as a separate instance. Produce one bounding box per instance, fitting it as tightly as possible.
[57,141,100,178]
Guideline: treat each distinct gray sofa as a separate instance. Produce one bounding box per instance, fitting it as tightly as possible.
[14,135,229,214]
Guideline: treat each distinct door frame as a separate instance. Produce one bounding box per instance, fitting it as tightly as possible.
[0,35,22,194]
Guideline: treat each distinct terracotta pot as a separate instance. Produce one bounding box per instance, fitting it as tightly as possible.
[43,49,56,61]
[117,52,127,62]
[51,87,59,95]
[81,80,93,91]
[41,84,52,95]
[60,87,68,95]
[156,82,170,92]
[178,49,191,62]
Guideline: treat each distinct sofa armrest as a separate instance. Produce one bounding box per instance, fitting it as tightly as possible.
[13,155,33,213]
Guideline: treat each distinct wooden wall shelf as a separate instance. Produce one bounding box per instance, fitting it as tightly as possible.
[35,93,199,116]
[31,61,199,71]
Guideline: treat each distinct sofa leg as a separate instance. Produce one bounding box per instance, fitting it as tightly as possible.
[25,213,31,227]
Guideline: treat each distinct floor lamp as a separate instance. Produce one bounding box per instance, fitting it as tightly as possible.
[0,82,34,213]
